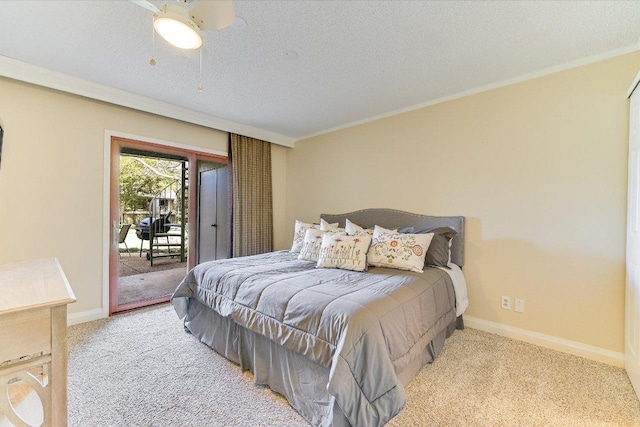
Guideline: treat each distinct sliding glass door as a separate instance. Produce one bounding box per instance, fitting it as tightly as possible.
[109,137,227,314]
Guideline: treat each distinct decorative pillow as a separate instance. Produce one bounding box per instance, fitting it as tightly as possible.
[367,225,433,273]
[291,220,319,253]
[299,229,345,262]
[345,219,373,236]
[397,226,457,268]
[320,218,343,232]
[316,233,372,272]
[372,225,397,236]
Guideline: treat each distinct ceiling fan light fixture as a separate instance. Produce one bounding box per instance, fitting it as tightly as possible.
[153,4,202,50]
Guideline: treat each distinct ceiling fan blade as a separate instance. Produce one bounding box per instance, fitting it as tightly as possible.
[130,0,161,14]
[190,0,236,31]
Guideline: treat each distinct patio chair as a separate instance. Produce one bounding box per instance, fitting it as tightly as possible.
[136,212,173,258]
[118,224,132,257]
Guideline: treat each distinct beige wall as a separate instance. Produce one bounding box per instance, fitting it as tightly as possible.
[0,77,287,317]
[285,52,640,353]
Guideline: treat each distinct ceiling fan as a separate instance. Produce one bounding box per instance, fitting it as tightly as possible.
[131,0,236,50]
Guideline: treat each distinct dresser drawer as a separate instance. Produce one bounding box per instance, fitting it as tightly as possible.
[0,307,51,364]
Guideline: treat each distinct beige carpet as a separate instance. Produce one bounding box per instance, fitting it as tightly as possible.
[68,305,640,426]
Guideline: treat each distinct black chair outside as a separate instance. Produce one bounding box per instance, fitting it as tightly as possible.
[136,212,173,258]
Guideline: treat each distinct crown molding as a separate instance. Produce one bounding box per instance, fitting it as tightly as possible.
[0,55,295,148]
[298,44,640,142]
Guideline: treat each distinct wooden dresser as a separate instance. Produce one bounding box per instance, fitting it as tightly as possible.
[0,258,76,427]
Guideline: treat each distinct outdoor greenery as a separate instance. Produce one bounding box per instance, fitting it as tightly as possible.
[119,155,184,224]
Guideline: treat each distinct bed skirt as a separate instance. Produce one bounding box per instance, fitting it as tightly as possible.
[181,298,460,427]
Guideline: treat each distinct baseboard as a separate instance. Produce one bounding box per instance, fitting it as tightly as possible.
[67,308,106,326]
[464,315,624,368]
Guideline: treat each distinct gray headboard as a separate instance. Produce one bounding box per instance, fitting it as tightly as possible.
[321,208,465,267]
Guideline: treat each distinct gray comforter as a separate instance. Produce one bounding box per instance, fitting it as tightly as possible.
[172,251,456,426]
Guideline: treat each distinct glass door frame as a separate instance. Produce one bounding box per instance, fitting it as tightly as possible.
[109,136,227,314]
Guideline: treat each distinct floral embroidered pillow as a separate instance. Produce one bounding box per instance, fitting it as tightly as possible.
[367,225,433,273]
[291,220,319,253]
[298,229,345,262]
[316,233,372,272]
[397,226,457,268]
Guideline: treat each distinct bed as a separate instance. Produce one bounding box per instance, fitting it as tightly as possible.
[171,209,467,426]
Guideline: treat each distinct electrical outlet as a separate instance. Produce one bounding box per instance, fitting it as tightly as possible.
[501,296,511,310]
[515,299,525,313]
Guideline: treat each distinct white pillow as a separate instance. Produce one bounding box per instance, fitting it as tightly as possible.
[316,233,372,272]
[320,218,342,232]
[367,225,433,273]
[298,229,345,262]
[291,220,319,253]
[345,219,373,236]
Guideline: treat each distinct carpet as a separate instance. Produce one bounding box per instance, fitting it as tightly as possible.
[68,305,640,426]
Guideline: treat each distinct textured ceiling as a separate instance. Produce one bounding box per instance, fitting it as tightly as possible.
[0,0,639,141]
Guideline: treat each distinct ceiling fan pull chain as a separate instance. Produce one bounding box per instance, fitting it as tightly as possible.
[198,48,204,93]
[150,14,157,66]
